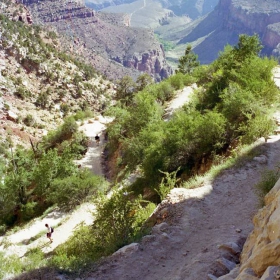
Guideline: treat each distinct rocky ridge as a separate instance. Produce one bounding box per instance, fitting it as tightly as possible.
[0,3,114,148]
[24,0,172,81]
[164,0,280,65]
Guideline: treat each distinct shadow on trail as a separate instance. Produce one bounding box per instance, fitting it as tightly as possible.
[9,138,280,280]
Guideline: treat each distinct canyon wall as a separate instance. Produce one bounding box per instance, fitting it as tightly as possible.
[24,0,172,81]
[179,0,280,64]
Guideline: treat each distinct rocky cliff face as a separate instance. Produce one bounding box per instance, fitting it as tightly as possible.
[86,0,219,18]
[178,0,280,64]
[0,0,33,24]
[24,0,172,81]
[215,177,280,280]
[219,0,280,52]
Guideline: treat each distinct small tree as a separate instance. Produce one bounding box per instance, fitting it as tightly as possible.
[136,73,153,92]
[115,76,136,106]
[176,45,200,75]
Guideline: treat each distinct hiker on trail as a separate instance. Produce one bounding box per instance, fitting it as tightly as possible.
[95,134,100,146]
[45,223,53,243]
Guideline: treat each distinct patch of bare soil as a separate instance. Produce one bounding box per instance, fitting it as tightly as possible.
[80,72,280,280]
[81,135,280,280]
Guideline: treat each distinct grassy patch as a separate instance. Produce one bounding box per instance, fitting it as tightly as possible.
[255,168,280,205]
[183,142,265,189]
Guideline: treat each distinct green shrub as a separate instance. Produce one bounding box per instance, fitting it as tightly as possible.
[52,189,155,271]
[155,168,180,201]
[35,92,49,108]
[73,109,93,121]
[47,170,106,209]
[169,73,185,90]
[255,168,280,203]
[60,103,70,115]
[23,114,35,127]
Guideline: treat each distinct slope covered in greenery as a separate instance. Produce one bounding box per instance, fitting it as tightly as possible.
[0,9,279,278]
[106,34,279,195]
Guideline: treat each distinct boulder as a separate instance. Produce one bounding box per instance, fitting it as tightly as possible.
[112,243,139,256]
[7,110,18,122]
[218,242,241,255]
[217,257,237,272]
[260,266,280,279]
[236,268,259,280]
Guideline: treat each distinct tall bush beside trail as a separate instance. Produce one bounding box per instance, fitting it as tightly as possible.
[169,73,185,90]
[32,148,77,198]
[141,110,227,180]
[238,112,276,144]
[155,81,175,103]
[125,91,163,137]
[106,106,131,153]
[52,189,156,271]
[0,148,35,224]
[122,120,165,172]
[47,169,106,209]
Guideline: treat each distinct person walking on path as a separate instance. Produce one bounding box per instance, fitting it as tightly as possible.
[45,223,53,243]
[95,134,100,146]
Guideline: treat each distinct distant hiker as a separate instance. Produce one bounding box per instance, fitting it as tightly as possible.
[45,223,53,243]
[95,134,100,146]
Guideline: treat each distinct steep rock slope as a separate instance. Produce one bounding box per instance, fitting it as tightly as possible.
[0,1,113,147]
[86,0,219,19]
[23,0,172,81]
[170,0,280,64]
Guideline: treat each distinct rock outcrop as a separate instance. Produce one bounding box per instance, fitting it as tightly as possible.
[178,0,280,64]
[24,0,172,81]
[0,0,33,24]
[218,178,280,279]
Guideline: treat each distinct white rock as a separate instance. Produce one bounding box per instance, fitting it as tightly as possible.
[260,266,280,280]
[253,155,268,164]
[113,243,139,256]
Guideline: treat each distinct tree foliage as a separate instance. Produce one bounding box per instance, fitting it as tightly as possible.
[176,45,200,74]
[106,34,279,195]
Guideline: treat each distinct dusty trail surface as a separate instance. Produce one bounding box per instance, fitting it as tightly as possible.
[82,72,280,280]
[84,134,280,280]
[0,116,111,258]
[1,73,280,280]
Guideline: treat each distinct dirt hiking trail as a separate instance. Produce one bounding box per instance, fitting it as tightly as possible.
[83,133,280,280]
[0,115,111,258]
[1,71,280,280]
[82,72,280,280]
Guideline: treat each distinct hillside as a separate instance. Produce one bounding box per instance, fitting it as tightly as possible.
[86,0,219,19]
[163,0,280,65]
[23,0,172,81]
[0,1,114,148]
[1,1,280,280]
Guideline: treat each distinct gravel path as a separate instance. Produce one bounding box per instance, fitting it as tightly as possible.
[0,115,112,258]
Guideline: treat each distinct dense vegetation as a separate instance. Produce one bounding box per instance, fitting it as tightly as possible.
[0,117,106,231]
[0,16,279,278]
[106,34,279,197]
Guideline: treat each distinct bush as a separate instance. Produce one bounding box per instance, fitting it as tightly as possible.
[52,189,155,271]
[169,73,185,90]
[35,92,49,108]
[23,114,35,127]
[255,168,280,203]
[73,109,93,121]
[47,170,106,209]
